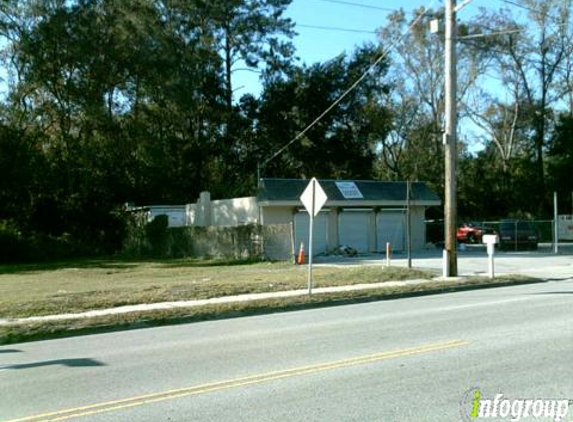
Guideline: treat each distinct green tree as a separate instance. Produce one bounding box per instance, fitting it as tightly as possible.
[204,0,295,110]
[0,125,44,226]
[257,44,391,180]
[376,7,488,194]
[471,1,573,214]
[547,114,573,212]
[0,0,231,243]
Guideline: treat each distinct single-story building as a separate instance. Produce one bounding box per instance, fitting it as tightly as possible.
[257,178,441,254]
[134,178,441,258]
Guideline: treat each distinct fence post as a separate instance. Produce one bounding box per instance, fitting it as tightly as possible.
[290,222,296,264]
[514,221,517,252]
[554,192,559,254]
[386,242,392,267]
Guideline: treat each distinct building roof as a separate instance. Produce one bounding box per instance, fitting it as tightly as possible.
[257,178,441,207]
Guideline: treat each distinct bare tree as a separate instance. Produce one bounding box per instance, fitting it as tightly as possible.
[472,0,573,210]
[376,7,489,183]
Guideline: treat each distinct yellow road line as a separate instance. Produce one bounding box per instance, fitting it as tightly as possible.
[5,339,469,422]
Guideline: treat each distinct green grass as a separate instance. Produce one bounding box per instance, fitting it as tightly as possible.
[0,258,434,318]
[0,257,542,346]
[0,273,540,345]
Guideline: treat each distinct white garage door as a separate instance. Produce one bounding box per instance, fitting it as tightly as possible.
[339,211,371,253]
[377,211,405,252]
[294,212,328,256]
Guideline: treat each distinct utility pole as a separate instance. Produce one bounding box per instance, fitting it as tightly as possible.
[406,180,412,269]
[444,0,458,276]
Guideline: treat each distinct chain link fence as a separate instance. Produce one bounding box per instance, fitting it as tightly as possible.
[425,219,559,252]
[479,220,553,251]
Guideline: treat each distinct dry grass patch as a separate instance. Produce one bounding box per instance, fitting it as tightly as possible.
[0,258,433,318]
[0,274,540,345]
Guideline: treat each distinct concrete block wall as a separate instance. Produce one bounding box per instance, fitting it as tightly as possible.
[211,197,259,226]
[196,192,211,227]
[193,192,258,227]
[261,224,293,261]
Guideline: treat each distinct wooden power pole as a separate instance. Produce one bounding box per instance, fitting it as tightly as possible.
[444,0,458,276]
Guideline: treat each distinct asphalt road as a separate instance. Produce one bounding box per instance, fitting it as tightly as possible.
[1,278,573,422]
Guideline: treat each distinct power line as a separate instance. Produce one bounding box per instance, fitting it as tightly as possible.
[311,0,510,44]
[312,0,402,13]
[297,24,377,34]
[259,0,439,173]
[311,0,434,16]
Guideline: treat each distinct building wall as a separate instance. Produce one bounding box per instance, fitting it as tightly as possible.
[211,196,258,226]
[148,195,258,228]
[186,204,196,226]
[410,206,427,250]
[262,224,293,261]
[327,208,339,252]
[261,205,427,252]
[261,206,294,225]
[196,192,211,227]
[148,206,187,227]
[146,194,430,252]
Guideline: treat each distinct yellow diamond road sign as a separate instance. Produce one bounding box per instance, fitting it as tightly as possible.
[300,178,328,217]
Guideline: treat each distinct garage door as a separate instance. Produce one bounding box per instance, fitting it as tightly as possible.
[339,211,371,253]
[294,211,328,256]
[377,210,405,252]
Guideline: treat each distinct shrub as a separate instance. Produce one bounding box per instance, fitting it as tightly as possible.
[0,221,27,262]
[145,215,169,257]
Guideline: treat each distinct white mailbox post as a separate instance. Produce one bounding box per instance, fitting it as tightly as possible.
[482,234,499,279]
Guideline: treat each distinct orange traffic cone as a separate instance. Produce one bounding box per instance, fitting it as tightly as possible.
[297,242,305,265]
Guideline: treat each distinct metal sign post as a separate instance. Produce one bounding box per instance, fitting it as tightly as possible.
[308,188,314,294]
[300,178,328,295]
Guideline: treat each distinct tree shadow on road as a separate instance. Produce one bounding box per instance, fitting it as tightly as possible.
[0,358,106,371]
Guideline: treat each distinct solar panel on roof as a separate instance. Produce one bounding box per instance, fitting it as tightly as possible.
[335,181,363,199]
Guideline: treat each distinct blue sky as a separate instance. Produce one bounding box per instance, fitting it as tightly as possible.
[235,0,416,96]
[286,0,386,64]
[233,0,494,97]
[286,0,494,63]
[234,0,528,154]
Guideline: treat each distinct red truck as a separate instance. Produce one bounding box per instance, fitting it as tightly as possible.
[456,222,496,244]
